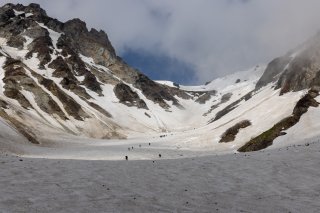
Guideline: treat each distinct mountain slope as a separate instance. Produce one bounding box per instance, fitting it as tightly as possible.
[0,4,203,138]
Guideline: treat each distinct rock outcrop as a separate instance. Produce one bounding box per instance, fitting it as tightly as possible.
[220,120,251,143]
[113,83,148,109]
[256,33,320,95]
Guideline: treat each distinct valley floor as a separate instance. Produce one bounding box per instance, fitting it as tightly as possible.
[0,140,320,212]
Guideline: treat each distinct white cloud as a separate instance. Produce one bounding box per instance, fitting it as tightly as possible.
[2,0,320,83]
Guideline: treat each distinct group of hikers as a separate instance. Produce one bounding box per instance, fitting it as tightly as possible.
[125,142,161,160]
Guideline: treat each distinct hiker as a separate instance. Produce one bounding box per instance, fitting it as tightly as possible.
[159,154,162,158]
[125,156,128,160]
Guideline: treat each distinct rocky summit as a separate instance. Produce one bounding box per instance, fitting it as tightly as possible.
[0,3,320,156]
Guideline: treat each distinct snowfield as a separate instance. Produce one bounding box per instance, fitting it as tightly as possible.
[0,141,320,212]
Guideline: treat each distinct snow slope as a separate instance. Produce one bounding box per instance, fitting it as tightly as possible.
[157,64,265,93]
[10,85,303,161]
[273,95,320,148]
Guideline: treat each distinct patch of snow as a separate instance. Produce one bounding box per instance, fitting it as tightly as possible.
[37,22,62,50]
[0,37,7,46]
[13,9,24,16]
[75,75,85,82]
[25,13,33,18]
[79,54,112,74]
[0,56,6,94]
[155,81,176,87]
[23,36,33,47]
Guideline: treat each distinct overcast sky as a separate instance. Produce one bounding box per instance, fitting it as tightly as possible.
[2,0,320,84]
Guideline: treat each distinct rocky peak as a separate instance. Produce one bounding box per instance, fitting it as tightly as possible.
[23,3,47,16]
[255,32,320,95]
[64,18,88,35]
[62,18,116,66]
[0,3,116,67]
[0,6,15,25]
[3,3,47,17]
[255,56,291,89]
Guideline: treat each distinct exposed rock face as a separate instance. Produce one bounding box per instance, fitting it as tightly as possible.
[0,99,8,108]
[3,57,89,121]
[195,91,216,104]
[107,58,190,109]
[63,18,116,67]
[35,76,89,121]
[257,33,320,95]
[293,89,319,116]
[25,30,53,69]
[133,73,183,109]
[0,109,40,144]
[208,92,250,123]
[3,59,33,109]
[256,56,291,89]
[220,120,251,143]
[113,83,148,109]
[221,93,232,103]
[203,92,231,117]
